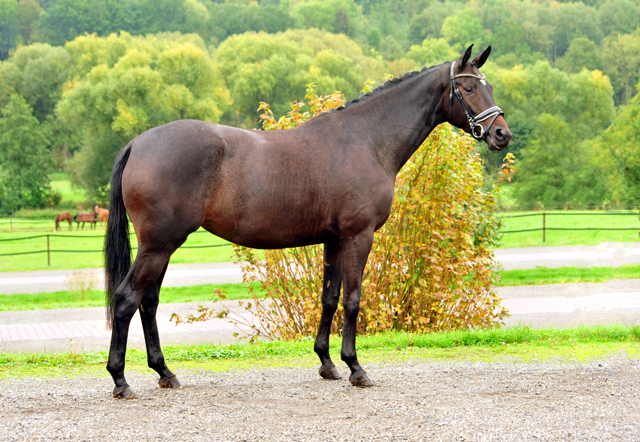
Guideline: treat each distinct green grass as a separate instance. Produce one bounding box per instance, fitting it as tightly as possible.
[498,210,640,248]
[1,325,638,378]
[0,282,258,311]
[49,172,89,208]
[498,264,640,286]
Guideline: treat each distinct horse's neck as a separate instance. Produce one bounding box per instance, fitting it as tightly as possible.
[341,66,448,175]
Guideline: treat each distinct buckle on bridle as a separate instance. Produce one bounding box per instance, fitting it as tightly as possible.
[449,61,504,141]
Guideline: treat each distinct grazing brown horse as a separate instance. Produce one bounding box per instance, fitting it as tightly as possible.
[105,46,511,399]
[74,210,97,230]
[54,212,73,231]
[94,205,109,228]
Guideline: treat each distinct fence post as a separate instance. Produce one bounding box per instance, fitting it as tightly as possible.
[47,234,50,266]
[542,212,546,242]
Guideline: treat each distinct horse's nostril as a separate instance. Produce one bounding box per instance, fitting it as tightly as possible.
[495,128,504,140]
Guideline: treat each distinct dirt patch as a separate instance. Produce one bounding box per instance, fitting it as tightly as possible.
[1,356,639,441]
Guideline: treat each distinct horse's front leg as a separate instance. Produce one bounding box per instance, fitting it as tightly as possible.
[314,240,343,380]
[340,231,375,388]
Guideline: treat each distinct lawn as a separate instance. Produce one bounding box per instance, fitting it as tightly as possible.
[1,325,638,378]
[0,282,261,311]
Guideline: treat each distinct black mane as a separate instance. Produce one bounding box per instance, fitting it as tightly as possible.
[331,63,448,113]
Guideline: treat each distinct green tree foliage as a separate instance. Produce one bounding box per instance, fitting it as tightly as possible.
[291,0,360,35]
[215,29,381,126]
[601,32,640,104]
[36,0,190,46]
[0,0,19,59]
[598,0,640,36]
[591,87,640,206]
[406,37,457,68]
[555,37,602,73]
[407,2,450,44]
[0,94,51,214]
[4,43,70,121]
[441,8,488,52]
[57,32,231,196]
[206,3,292,43]
[514,114,608,209]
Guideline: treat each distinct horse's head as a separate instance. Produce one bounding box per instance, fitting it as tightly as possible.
[94,205,99,213]
[444,45,511,151]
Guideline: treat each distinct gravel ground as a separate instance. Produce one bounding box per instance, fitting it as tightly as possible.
[1,356,639,441]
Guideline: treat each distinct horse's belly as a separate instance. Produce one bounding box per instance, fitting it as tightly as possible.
[201,205,333,249]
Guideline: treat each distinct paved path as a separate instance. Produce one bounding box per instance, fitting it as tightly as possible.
[1,243,639,352]
[2,243,639,295]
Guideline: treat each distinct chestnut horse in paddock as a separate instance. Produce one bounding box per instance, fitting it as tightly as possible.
[74,210,97,230]
[104,46,511,399]
[54,212,72,231]
[94,205,109,228]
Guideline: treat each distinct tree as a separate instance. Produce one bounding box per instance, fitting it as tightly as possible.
[215,29,381,126]
[598,0,640,37]
[206,3,292,43]
[513,114,605,208]
[407,2,450,44]
[15,0,42,45]
[555,37,602,74]
[0,0,18,60]
[5,43,70,122]
[406,38,457,68]
[291,0,360,35]
[441,8,488,52]
[592,88,640,206]
[0,94,51,214]
[58,33,231,196]
[601,32,640,104]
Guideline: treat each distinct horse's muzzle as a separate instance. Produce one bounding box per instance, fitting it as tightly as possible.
[486,118,512,151]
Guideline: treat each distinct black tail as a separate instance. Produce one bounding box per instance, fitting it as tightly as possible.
[105,143,133,329]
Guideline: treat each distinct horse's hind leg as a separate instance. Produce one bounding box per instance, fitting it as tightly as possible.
[314,240,343,380]
[139,262,180,389]
[107,247,172,399]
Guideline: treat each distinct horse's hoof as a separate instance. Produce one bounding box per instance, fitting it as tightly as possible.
[349,372,374,388]
[319,364,342,380]
[159,375,181,389]
[113,385,139,399]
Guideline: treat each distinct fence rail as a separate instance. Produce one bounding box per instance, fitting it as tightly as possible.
[0,230,232,266]
[2,211,639,264]
[499,211,640,242]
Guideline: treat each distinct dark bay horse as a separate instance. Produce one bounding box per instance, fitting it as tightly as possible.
[54,212,72,231]
[105,46,511,399]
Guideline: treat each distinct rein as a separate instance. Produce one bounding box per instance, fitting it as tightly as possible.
[449,61,504,140]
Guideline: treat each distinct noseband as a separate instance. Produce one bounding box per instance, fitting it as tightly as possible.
[449,61,504,140]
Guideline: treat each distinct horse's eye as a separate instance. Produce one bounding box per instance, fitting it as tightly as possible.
[464,87,473,93]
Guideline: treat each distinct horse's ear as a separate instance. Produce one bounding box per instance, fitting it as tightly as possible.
[458,44,474,71]
[473,46,491,69]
